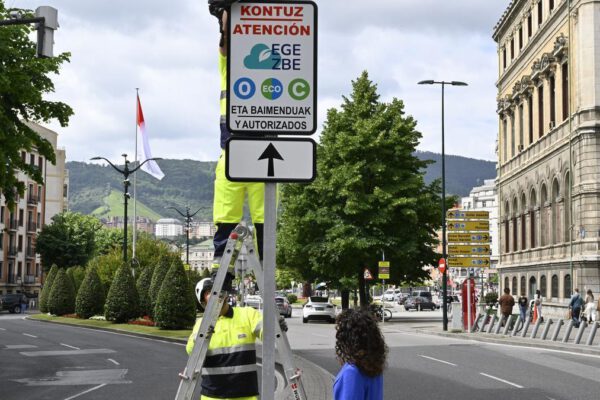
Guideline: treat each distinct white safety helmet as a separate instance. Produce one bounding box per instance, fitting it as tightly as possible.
[196,278,213,303]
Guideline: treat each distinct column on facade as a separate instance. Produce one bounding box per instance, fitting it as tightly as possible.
[532,82,541,142]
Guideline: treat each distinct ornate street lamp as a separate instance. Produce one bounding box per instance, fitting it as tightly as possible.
[167,206,202,267]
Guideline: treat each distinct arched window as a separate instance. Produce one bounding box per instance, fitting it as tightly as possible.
[564,172,571,242]
[540,275,547,298]
[529,276,537,296]
[530,189,537,248]
[504,200,511,253]
[520,276,526,296]
[504,276,510,292]
[564,274,571,298]
[512,197,519,252]
[541,184,548,246]
[512,277,517,295]
[521,193,527,250]
[552,179,560,244]
[551,274,559,298]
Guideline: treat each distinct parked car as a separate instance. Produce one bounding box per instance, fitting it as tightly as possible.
[244,295,263,310]
[412,291,433,300]
[302,296,336,323]
[397,294,410,305]
[275,296,292,318]
[382,289,401,302]
[0,294,26,314]
[404,296,437,311]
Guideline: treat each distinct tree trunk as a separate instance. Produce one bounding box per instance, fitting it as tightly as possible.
[341,289,350,310]
[302,282,312,298]
[353,289,358,307]
[357,269,369,308]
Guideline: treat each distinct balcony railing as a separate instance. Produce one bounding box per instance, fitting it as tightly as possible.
[8,219,18,230]
[7,275,17,284]
[27,195,38,205]
[24,275,36,284]
[7,246,18,257]
[26,248,35,258]
[27,222,37,232]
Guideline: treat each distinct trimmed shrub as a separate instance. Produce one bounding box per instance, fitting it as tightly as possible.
[484,292,498,305]
[154,259,197,330]
[67,266,86,296]
[75,266,105,319]
[136,265,155,318]
[149,254,172,317]
[286,294,298,304]
[39,265,59,313]
[48,269,76,316]
[104,263,139,323]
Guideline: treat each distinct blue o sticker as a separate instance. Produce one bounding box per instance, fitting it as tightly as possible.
[233,78,256,100]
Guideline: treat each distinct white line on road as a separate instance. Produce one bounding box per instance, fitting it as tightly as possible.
[0,327,6,331]
[21,349,115,357]
[23,333,37,338]
[419,355,457,366]
[63,383,106,400]
[107,358,120,365]
[480,372,523,388]
[60,343,80,350]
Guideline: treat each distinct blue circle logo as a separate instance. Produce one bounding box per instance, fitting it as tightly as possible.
[261,78,283,100]
[233,78,256,100]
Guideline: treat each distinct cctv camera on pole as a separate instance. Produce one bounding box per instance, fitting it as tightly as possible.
[35,6,58,58]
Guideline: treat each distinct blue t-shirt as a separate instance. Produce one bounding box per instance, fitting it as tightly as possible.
[333,363,383,400]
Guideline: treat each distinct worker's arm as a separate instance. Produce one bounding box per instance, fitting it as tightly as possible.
[219,10,228,56]
[186,318,202,355]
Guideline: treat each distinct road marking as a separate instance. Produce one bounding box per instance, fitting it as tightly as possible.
[107,358,120,365]
[23,333,37,338]
[60,343,80,350]
[419,355,457,366]
[480,372,523,388]
[5,344,37,349]
[63,384,107,400]
[14,369,130,386]
[20,349,115,357]
[0,327,6,331]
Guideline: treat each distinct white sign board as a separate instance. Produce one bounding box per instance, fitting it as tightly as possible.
[226,137,316,182]
[227,1,317,135]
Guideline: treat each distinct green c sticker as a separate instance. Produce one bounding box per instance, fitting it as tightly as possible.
[288,79,310,100]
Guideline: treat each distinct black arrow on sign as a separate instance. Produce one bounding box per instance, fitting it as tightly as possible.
[258,143,284,177]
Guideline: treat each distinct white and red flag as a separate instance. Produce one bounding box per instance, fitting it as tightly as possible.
[136,95,164,180]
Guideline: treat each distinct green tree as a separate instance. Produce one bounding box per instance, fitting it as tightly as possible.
[278,72,444,308]
[66,266,86,296]
[89,247,122,290]
[154,259,197,329]
[0,3,73,207]
[149,254,173,316]
[48,268,75,316]
[36,211,102,270]
[39,264,58,313]
[104,263,139,323]
[136,265,154,318]
[94,227,123,257]
[75,266,105,319]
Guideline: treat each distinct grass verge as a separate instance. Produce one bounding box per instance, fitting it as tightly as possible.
[29,314,191,340]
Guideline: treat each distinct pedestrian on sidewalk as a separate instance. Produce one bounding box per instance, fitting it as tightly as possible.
[334,309,387,400]
[498,288,515,326]
[534,289,543,323]
[569,288,584,327]
[584,289,596,323]
[518,293,528,322]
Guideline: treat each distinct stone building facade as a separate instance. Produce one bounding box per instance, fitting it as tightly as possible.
[494,0,600,317]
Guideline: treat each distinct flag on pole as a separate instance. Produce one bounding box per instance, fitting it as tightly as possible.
[137,95,164,180]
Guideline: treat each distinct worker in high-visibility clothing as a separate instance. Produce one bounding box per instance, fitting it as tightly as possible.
[211,4,264,283]
[187,278,263,400]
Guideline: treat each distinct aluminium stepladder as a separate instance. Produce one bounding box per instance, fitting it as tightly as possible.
[174,224,308,400]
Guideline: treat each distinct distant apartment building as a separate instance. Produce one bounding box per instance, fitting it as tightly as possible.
[155,218,183,238]
[494,0,600,317]
[102,216,156,235]
[190,221,217,239]
[0,123,67,296]
[187,239,215,272]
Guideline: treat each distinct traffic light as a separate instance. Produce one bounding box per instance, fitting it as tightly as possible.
[35,6,58,58]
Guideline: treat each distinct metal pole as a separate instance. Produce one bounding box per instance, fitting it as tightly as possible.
[467,271,472,333]
[133,89,139,260]
[123,156,129,263]
[186,207,190,266]
[441,82,448,331]
[261,182,277,400]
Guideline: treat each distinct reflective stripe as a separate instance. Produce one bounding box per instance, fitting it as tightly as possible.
[220,90,227,100]
[202,364,258,375]
[220,115,226,123]
[207,343,255,357]
[253,321,262,337]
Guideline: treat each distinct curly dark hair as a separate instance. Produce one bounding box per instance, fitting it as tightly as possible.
[335,308,388,377]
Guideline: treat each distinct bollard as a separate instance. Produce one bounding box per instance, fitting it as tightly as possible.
[562,320,574,343]
[486,315,497,333]
[551,319,564,341]
[586,321,598,346]
[540,319,554,340]
[574,321,588,344]
[511,316,521,336]
[521,318,532,338]
[472,314,483,332]
[494,316,504,334]
[503,315,515,335]
[530,318,542,339]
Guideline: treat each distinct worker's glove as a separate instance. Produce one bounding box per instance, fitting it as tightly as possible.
[210,271,235,293]
[278,315,288,332]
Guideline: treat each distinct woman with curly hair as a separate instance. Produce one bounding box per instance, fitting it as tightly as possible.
[333,308,388,400]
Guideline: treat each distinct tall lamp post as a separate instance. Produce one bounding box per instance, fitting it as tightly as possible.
[167,206,202,267]
[91,154,162,263]
[418,80,468,331]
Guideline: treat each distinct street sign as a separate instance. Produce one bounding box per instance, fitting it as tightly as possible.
[438,258,446,274]
[447,257,490,268]
[447,244,491,256]
[447,220,489,231]
[364,268,374,280]
[378,261,390,280]
[447,232,490,243]
[446,210,489,219]
[227,1,318,135]
[226,137,316,182]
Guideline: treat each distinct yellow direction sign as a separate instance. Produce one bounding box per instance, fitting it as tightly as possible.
[448,244,491,256]
[448,232,490,243]
[378,261,390,280]
[446,210,489,219]
[448,257,491,268]
[447,220,489,231]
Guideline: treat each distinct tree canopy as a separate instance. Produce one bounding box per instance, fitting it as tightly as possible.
[0,2,73,207]
[277,71,447,305]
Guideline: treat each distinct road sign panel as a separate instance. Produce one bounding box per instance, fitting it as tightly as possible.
[447,220,489,231]
[447,244,491,256]
[446,210,489,219]
[447,257,491,268]
[447,233,490,243]
[378,261,390,280]
[227,1,318,135]
[226,137,316,182]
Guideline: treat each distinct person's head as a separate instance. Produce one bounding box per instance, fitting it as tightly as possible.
[504,288,510,294]
[587,289,592,295]
[195,278,230,315]
[574,288,579,294]
[335,308,387,377]
[536,289,541,295]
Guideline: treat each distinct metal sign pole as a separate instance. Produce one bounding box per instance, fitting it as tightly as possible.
[261,182,277,400]
[467,271,472,333]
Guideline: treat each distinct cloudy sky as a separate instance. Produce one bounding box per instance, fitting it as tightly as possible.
[12,0,510,164]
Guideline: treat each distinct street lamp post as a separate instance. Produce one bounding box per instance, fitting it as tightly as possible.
[418,80,468,331]
[91,154,162,263]
[167,206,202,267]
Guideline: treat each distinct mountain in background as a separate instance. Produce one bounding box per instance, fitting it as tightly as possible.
[66,153,497,222]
